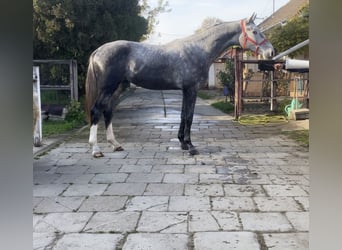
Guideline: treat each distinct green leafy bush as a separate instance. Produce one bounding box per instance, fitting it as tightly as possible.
[216,59,235,102]
[276,99,292,115]
[65,100,86,124]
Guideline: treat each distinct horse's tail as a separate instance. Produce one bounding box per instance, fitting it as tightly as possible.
[85,52,98,125]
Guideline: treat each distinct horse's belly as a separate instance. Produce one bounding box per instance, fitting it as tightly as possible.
[127,67,183,90]
[131,77,181,90]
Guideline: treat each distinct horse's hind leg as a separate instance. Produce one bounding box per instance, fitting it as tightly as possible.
[89,85,120,157]
[104,107,124,152]
[89,106,104,158]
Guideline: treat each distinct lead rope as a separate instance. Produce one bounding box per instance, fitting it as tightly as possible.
[161,90,167,117]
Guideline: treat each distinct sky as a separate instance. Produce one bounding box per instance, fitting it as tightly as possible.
[145,0,290,44]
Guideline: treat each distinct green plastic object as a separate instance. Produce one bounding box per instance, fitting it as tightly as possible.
[285,99,302,116]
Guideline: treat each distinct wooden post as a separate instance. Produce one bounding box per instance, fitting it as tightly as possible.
[69,60,78,101]
[270,71,276,111]
[234,48,243,119]
[33,66,42,147]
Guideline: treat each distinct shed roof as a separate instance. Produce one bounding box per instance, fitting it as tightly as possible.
[258,0,309,32]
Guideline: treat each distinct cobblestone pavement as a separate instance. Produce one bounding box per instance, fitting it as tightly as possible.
[33,88,309,250]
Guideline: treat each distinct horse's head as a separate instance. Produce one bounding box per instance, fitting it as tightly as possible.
[239,13,274,59]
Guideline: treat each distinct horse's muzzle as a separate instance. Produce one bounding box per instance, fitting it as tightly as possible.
[261,46,275,59]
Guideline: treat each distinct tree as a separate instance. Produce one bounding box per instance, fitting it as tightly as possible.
[217,58,235,102]
[268,4,309,58]
[139,0,171,40]
[195,17,223,33]
[33,0,169,94]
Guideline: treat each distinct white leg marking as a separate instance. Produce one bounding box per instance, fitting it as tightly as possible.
[89,124,103,157]
[89,124,98,145]
[106,123,123,151]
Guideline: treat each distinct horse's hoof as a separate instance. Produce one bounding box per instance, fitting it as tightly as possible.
[92,151,104,158]
[181,143,189,150]
[114,146,124,152]
[189,147,199,155]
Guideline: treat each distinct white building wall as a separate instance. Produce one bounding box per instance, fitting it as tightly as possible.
[208,64,215,89]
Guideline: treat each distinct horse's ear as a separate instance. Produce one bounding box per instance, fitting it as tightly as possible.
[246,13,257,23]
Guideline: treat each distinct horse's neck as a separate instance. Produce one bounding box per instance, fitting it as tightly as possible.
[189,21,241,63]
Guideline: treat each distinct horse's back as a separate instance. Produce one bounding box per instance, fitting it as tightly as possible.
[92,40,133,63]
[90,39,207,90]
[97,41,184,89]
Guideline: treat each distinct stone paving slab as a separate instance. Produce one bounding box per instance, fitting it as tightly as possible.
[123,233,188,250]
[104,183,147,196]
[34,212,93,233]
[189,211,241,232]
[126,196,169,211]
[33,232,56,250]
[185,183,224,196]
[263,233,309,250]
[211,197,256,211]
[137,211,188,233]
[240,212,293,232]
[34,196,85,213]
[62,184,108,196]
[33,184,69,197]
[33,88,309,249]
[285,211,310,231]
[144,183,184,196]
[78,196,128,212]
[253,196,303,212]
[84,211,140,233]
[54,233,123,250]
[169,196,211,211]
[194,232,260,250]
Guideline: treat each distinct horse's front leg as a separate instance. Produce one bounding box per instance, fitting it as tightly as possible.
[184,116,199,155]
[178,99,188,150]
[179,88,199,155]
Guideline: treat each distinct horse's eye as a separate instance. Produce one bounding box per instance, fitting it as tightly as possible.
[253,31,257,35]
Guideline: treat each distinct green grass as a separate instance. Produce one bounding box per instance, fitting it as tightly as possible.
[197,91,214,100]
[238,114,287,125]
[211,101,234,114]
[282,130,309,147]
[42,120,85,137]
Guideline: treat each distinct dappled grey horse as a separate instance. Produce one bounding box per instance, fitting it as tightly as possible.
[85,14,274,157]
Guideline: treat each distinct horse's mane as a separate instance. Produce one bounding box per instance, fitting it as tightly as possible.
[167,20,237,46]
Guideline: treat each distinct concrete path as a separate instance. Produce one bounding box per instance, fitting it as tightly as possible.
[33,88,309,249]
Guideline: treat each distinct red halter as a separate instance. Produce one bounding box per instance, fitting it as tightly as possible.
[240,20,268,56]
